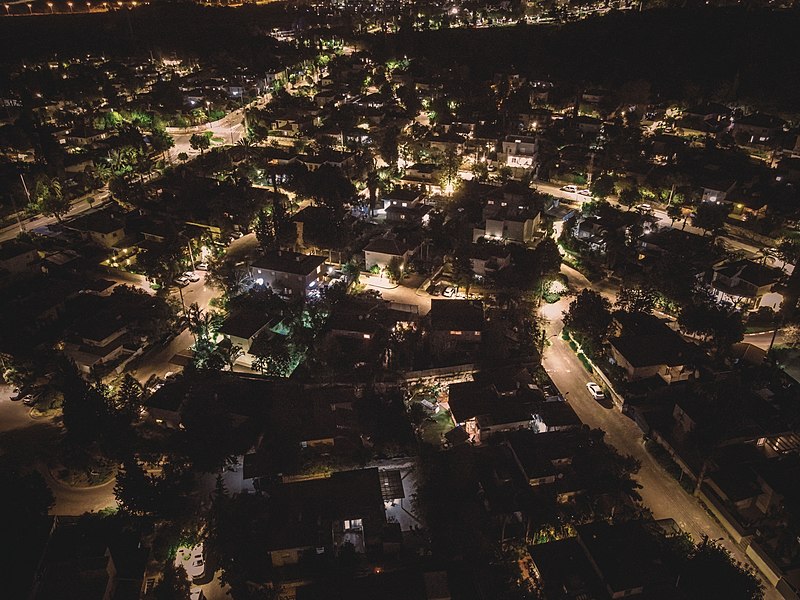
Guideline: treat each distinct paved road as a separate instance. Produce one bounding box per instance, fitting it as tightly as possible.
[0,188,109,244]
[168,108,247,162]
[539,296,779,599]
[532,180,773,261]
[0,387,116,516]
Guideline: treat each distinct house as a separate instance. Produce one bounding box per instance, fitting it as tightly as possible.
[576,520,675,598]
[381,188,423,211]
[399,163,441,193]
[474,184,542,244]
[428,299,484,360]
[528,538,605,600]
[574,115,602,135]
[497,134,538,172]
[609,312,700,384]
[469,243,511,278]
[732,113,786,145]
[684,102,732,125]
[64,124,107,147]
[218,310,275,357]
[65,314,131,374]
[386,202,431,226]
[0,240,39,273]
[249,250,327,299]
[709,259,784,312]
[363,234,414,271]
[265,468,386,566]
[64,207,127,249]
[34,516,148,600]
[699,177,737,204]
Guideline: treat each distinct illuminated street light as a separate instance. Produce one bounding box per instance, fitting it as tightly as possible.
[86,1,91,9]
[67,1,73,11]
[26,3,32,13]
[3,3,9,14]
[47,2,53,12]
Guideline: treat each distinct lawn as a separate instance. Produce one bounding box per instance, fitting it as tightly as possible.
[420,409,455,446]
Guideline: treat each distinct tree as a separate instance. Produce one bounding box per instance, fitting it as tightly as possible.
[667,202,683,225]
[150,127,175,162]
[114,373,143,422]
[254,209,276,252]
[679,301,744,355]
[693,202,728,237]
[532,237,563,279]
[615,284,658,313]
[590,174,615,201]
[386,256,404,282]
[149,562,190,600]
[676,537,763,600]
[33,175,70,222]
[177,152,189,162]
[189,132,211,155]
[617,185,641,210]
[563,289,613,352]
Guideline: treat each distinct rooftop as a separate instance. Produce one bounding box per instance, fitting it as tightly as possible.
[251,250,327,276]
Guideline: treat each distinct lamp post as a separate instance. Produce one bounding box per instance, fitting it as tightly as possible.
[67,1,73,11]
[47,2,53,12]
[3,4,9,15]
[26,3,33,14]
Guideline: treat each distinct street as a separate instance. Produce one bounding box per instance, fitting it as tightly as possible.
[539,297,780,599]
[532,180,772,261]
[0,188,109,244]
[0,386,116,516]
[167,108,247,162]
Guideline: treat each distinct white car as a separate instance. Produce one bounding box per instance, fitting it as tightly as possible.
[442,286,456,298]
[173,275,190,287]
[586,382,605,401]
[635,203,652,213]
[561,184,578,193]
[195,262,209,271]
[184,271,200,283]
[578,189,592,196]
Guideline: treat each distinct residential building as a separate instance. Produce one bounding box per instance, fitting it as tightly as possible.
[708,259,784,312]
[609,312,700,384]
[0,240,39,273]
[428,299,484,360]
[363,234,414,271]
[249,250,327,298]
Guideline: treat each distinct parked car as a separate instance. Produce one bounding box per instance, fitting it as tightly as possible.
[578,189,592,196]
[635,203,652,213]
[561,184,578,192]
[442,286,456,298]
[22,393,38,406]
[195,262,209,271]
[173,275,190,287]
[586,382,605,401]
[184,271,200,283]
[10,387,26,401]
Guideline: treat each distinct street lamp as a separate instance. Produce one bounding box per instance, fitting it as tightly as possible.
[26,3,32,13]
[67,1,73,11]
[86,1,91,9]
[47,2,53,12]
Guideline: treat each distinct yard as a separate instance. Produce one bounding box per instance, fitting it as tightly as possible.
[419,408,455,446]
